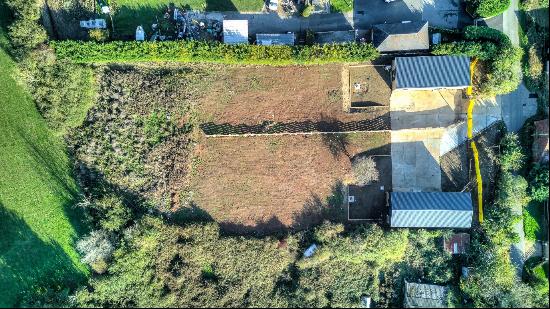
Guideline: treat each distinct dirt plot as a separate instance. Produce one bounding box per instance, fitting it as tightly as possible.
[196,64,388,126]
[188,132,390,234]
[349,65,392,108]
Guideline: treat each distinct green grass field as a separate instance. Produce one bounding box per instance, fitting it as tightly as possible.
[113,0,264,38]
[0,25,89,306]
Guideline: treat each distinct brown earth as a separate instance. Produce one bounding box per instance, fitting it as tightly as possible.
[187,132,390,235]
[196,64,388,126]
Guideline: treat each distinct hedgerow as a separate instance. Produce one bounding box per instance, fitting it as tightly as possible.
[51,40,380,64]
[467,0,511,18]
[433,26,522,96]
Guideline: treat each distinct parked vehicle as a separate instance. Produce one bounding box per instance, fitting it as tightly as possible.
[268,0,278,11]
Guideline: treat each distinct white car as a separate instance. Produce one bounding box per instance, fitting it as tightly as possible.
[268,0,278,11]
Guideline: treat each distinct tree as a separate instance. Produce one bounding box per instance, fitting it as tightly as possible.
[351,156,379,185]
[76,230,114,274]
[500,133,525,172]
[529,164,549,202]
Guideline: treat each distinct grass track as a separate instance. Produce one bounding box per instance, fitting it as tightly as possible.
[0,25,88,306]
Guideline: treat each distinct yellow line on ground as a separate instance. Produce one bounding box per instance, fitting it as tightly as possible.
[467,58,483,223]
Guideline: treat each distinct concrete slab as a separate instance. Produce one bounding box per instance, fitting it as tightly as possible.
[391,129,443,192]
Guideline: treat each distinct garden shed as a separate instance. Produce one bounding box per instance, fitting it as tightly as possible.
[223,20,248,44]
[390,192,473,228]
[392,55,471,90]
[256,33,295,46]
[404,281,449,308]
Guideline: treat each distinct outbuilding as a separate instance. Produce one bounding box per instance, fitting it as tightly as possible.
[256,33,295,46]
[404,281,449,308]
[223,20,248,44]
[390,192,473,228]
[392,55,471,90]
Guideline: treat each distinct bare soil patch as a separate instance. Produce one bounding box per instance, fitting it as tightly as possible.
[188,132,390,235]
[197,64,388,126]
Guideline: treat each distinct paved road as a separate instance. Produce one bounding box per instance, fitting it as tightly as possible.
[211,0,472,36]
[354,0,472,29]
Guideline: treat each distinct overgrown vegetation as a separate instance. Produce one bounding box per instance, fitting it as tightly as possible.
[330,0,353,13]
[459,129,547,308]
[519,0,549,111]
[52,40,380,65]
[467,0,511,18]
[433,26,523,96]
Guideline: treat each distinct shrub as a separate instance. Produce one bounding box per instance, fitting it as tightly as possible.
[527,46,544,79]
[94,195,133,233]
[529,164,549,202]
[51,40,380,65]
[7,18,47,51]
[88,29,109,42]
[351,156,379,185]
[76,230,114,273]
[523,205,542,241]
[500,133,525,172]
[497,172,530,209]
[17,48,95,134]
[302,5,314,17]
[468,0,511,18]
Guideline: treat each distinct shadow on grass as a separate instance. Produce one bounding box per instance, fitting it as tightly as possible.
[0,203,86,307]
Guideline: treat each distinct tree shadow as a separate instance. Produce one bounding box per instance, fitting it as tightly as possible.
[321,133,351,159]
[0,203,86,307]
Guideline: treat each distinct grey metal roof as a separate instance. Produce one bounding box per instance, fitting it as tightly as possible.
[394,55,471,89]
[404,281,448,308]
[256,33,295,46]
[390,192,473,228]
[373,21,429,52]
[223,20,248,44]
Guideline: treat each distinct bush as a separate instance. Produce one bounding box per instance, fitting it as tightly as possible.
[351,156,379,185]
[523,204,542,241]
[497,172,530,209]
[500,133,525,172]
[7,18,47,51]
[17,48,95,134]
[468,0,511,18]
[76,230,114,274]
[529,164,549,202]
[302,5,314,17]
[51,40,380,65]
[88,29,109,42]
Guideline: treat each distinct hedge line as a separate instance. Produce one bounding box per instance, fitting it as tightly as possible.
[467,0,511,18]
[52,40,380,64]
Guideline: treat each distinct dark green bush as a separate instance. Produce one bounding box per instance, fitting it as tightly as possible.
[468,0,511,18]
[4,0,46,56]
[51,40,379,65]
[529,163,549,202]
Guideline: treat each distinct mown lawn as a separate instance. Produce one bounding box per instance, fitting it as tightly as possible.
[113,0,264,38]
[0,26,88,306]
[524,200,548,241]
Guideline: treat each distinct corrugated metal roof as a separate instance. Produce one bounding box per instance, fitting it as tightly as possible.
[223,20,248,44]
[404,282,448,308]
[394,55,470,89]
[256,33,295,46]
[373,21,429,52]
[390,192,473,228]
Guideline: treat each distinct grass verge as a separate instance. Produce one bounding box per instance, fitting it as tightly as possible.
[0,26,88,306]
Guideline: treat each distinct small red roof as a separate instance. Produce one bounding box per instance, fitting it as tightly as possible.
[443,233,470,255]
